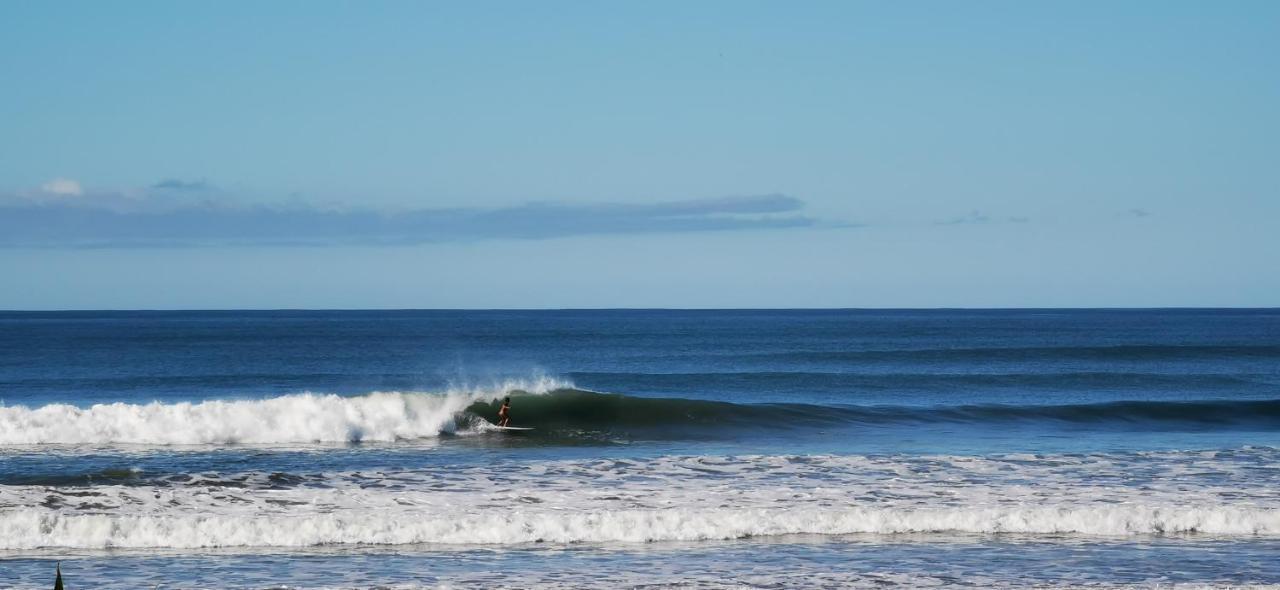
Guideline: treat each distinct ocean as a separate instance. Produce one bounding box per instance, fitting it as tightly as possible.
[1,309,1278,589]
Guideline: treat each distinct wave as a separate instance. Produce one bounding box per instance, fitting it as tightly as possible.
[469,391,1280,431]
[4,387,1278,446]
[0,377,568,445]
[3,504,1278,549]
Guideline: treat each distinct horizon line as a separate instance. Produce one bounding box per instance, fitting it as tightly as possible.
[1,306,1277,313]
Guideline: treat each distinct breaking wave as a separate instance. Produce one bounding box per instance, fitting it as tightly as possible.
[3,385,1279,446]
[0,377,568,445]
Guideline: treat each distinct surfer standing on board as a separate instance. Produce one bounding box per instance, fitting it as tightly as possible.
[497,397,512,427]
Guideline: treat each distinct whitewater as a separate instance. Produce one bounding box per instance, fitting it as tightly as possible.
[0,378,569,445]
[6,449,1280,550]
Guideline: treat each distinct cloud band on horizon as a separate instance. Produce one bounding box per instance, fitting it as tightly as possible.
[0,190,830,248]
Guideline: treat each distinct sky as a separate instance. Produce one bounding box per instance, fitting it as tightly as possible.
[1,1,1277,309]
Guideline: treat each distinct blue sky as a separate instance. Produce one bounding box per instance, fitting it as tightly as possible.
[1,1,1277,308]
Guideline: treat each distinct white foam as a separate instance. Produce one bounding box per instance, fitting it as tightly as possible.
[4,450,1280,549]
[0,376,569,445]
[3,503,1278,550]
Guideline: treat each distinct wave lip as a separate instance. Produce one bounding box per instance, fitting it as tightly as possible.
[0,377,570,445]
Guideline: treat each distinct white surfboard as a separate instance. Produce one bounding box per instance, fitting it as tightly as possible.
[493,426,534,432]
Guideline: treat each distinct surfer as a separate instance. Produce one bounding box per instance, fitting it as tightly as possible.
[497,397,511,427]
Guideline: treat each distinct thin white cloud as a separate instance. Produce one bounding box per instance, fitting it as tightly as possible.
[39,178,83,197]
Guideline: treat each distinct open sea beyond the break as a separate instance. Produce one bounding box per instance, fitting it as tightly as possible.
[1,309,1279,589]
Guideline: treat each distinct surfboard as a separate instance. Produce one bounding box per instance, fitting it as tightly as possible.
[493,426,534,432]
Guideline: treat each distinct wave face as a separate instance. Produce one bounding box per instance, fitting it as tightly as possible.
[475,391,1280,431]
[0,378,568,445]
[4,449,1279,549]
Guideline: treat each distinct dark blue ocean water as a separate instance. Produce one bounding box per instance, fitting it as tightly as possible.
[2,309,1279,589]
